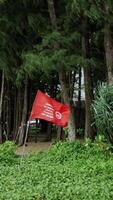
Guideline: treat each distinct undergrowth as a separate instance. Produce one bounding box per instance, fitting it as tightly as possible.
[0,140,113,200]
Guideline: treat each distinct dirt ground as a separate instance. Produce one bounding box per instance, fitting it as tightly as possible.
[16,141,52,155]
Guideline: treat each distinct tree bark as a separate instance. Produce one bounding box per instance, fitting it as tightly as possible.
[47,0,57,29]
[5,81,11,139]
[0,70,5,143]
[59,69,76,140]
[82,27,94,140]
[13,88,17,139]
[13,87,23,141]
[78,67,82,128]
[18,75,28,145]
[104,3,113,85]
[47,0,76,140]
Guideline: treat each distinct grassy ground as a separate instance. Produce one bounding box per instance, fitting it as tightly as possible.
[0,140,113,200]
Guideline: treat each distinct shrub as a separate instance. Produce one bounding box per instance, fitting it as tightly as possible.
[1,141,113,199]
[0,141,18,165]
[92,83,113,143]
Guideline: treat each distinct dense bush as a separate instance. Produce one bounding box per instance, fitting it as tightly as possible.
[0,140,113,199]
[0,141,18,165]
[92,83,113,143]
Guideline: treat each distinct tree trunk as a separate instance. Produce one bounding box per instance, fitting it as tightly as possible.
[18,75,28,145]
[84,65,94,139]
[0,70,5,143]
[13,88,17,139]
[78,67,82,128]
[47,0,76,140]
[69,70,76,100]
[82,32,94,140]
[57,126,62,140]
[13,87,23,141]
[47,0,57,29]
[5,81,11,139]
[104,3,113,85]
[59,70,76,140]
[14,88,19,140]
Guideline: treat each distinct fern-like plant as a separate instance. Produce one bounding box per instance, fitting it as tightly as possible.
[92,83,113,144]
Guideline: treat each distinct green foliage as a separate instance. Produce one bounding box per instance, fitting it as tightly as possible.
[0,0,47,84]
[23,29,90,75]
[92,83,113,142]
[1,141,113,199]
[0,141,18,164]
[70,0,104,22]
[77,128,84,136]
[63,127,69,137]
[0,0,6,3]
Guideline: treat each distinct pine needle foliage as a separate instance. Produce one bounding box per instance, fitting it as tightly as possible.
[23,30,87,75]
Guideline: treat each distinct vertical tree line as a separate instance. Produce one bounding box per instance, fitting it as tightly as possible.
[0,0,113,144]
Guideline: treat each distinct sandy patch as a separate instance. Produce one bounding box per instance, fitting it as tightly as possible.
[16,141,51,155]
